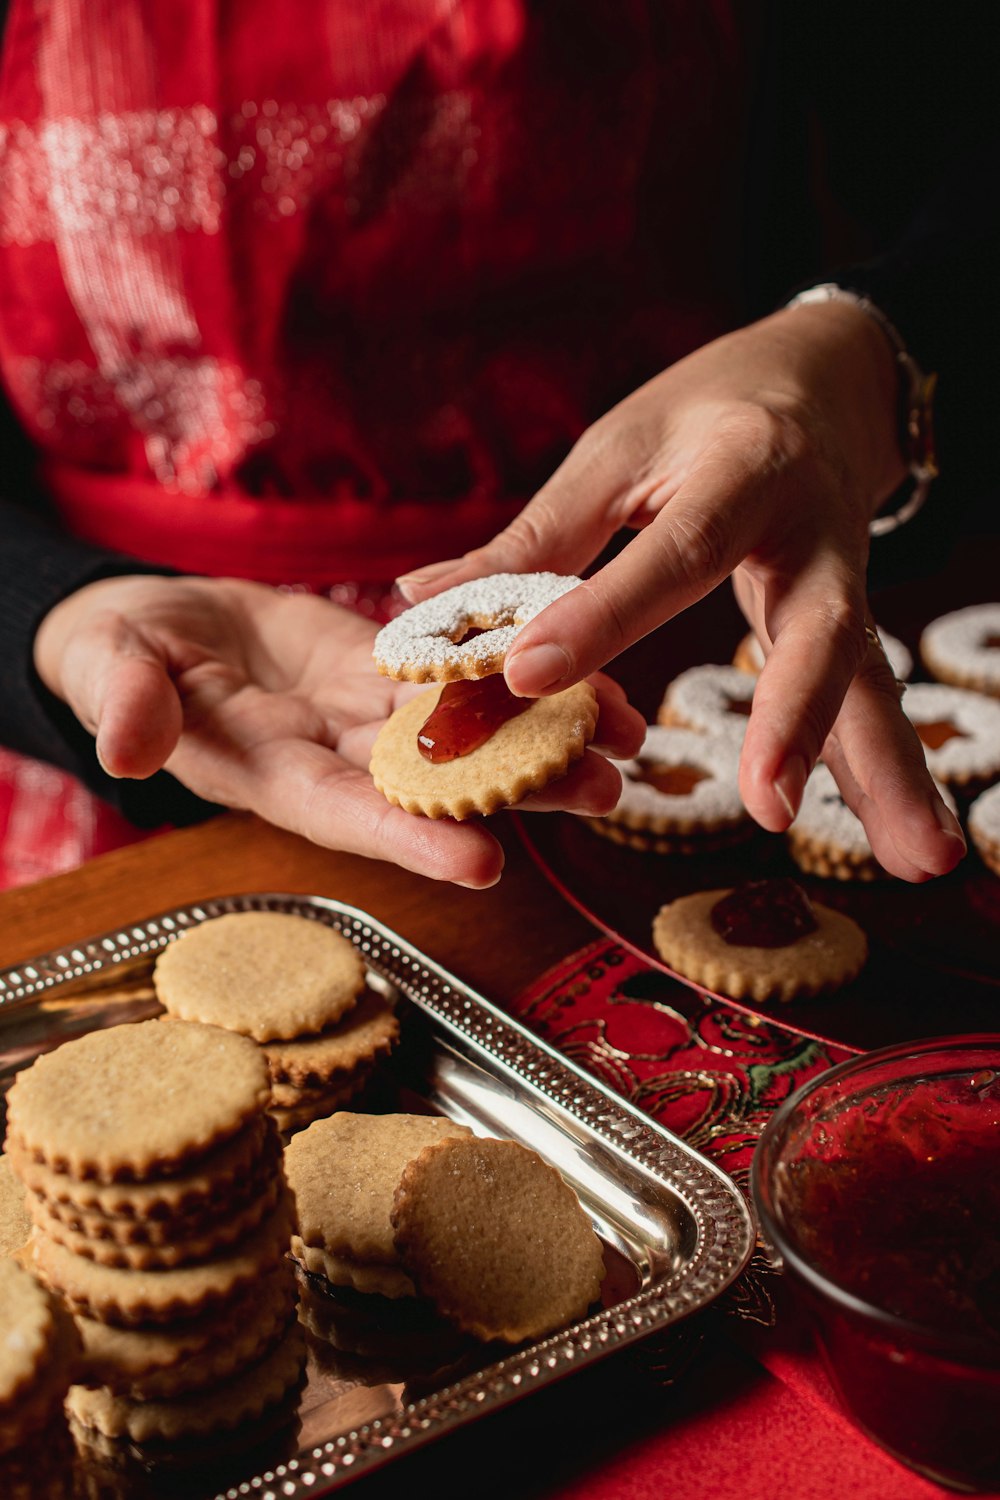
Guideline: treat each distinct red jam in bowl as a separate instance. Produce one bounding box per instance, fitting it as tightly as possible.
[752,1039,1000,1491]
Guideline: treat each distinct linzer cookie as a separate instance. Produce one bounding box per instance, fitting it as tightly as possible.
[733,627,913,682]
[391,1135,605,1343]
[652,878,867,1003]
[5,1019,269,1180]
[589,724,748,853]
[154,911,366,1042]
[370,679,598,819]
[920,603,1000,698]
[373,572,581,682]
[788,763,959,881]
[901,682,1000,793]
[969,782,1000,877]
[656,665,756,743]
[284,1112,471,1297]
[66,1319,306,1442]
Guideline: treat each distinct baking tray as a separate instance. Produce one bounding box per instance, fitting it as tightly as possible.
[0,892,756,1499]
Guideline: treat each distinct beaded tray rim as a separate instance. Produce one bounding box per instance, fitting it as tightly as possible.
[0,891,756,1500]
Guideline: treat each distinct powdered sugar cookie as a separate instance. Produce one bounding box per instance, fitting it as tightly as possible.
[787,762,958,881]
[391,1135,605,1343]
[652,879,867,1003]
[154,911,366,1042]
[733,627,912,682]
[589,725,749,853]
[657,664,755,743]
[373,572,581,682]
[902,682,1000,792]
[370,680,598,819]
[969,782,1000,876]
[920,604,1000,698]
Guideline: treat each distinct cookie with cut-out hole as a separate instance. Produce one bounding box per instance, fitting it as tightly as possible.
[901,682,1000,793]
[920,604,1000,697]
[589,724,749,853]
[787,762,958,881]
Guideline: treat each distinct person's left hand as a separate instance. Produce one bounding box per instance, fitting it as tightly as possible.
[397,300,966,883]
[33,574,642,888]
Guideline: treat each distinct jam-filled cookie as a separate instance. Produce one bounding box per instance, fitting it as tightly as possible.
[902,682,1000,794]
[920,603,1000,698]
[651,878,867,1003]
[656,665,755,744]
[787,762,958,881]
[969,782,1000,877]
[589,724,749,853]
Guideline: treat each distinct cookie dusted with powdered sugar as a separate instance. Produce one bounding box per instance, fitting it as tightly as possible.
[920,604,1000,698]
[657,664,756,743]
[589,724,749,853]
[902,682,1000,793]
[788,762,958,881]
[373,572,581,682]
[969,782,1000,877]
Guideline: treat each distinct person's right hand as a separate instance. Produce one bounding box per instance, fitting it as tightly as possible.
[33,574,642,887]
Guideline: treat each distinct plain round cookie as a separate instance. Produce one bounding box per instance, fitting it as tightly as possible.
[651,888,867,1003]
[373,572,581,682]
[370,681,598,819]
[260,989,398,1087]
[0,1259,59,1409]
[65,1320,306,1442]
[285,1112,471,1266]
[154,912,366,1042]
[920,603,1000,697]
[391,1135,605,1343]
[5,1020,269,1180]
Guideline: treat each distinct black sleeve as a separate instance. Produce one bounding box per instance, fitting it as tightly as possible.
[0,467,218,827]
[745,2,999,580]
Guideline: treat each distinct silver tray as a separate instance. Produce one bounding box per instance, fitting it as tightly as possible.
[0,892,756,1499]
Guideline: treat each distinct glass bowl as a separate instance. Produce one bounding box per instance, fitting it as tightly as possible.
[751,1035,1000,1492]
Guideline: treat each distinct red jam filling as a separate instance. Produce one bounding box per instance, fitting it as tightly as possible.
[710,878,818,948]
[634,761,708,796]
[915,718,966,751]
[417,676,531,763]
[985,634,1000,649]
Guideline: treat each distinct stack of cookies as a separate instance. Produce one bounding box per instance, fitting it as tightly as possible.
[286,1112,606,1344]
[153,911,399,1132]
[4,1017,304,1449]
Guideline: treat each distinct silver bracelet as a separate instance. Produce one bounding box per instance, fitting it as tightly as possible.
[785,282,938,537]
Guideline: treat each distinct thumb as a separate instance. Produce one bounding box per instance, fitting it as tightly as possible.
[395,425,627,602]
[58,621,184,780]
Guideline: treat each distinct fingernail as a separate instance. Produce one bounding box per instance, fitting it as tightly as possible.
[505,643,572,696]
[773,755,808,824]
[932,794,966,850]
[395,560,461,602]
[96,742,123,779]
